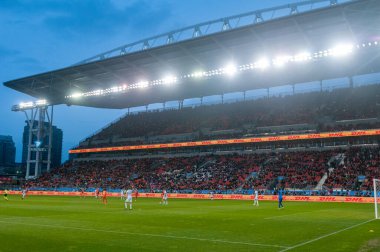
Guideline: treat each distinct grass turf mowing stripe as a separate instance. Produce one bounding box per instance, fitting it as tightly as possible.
[0,219,289,249]
[279,219,376,251]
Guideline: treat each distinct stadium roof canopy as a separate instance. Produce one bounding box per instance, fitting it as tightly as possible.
[4,0,380,109]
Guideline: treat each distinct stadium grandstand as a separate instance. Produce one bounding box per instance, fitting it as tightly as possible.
[3,1,380,251]
[3,0,380,196]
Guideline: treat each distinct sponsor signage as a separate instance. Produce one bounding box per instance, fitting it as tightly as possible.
[2,191,378,204]
[69,129,380,154]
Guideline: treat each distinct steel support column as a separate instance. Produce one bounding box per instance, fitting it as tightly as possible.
[22,105,54,179]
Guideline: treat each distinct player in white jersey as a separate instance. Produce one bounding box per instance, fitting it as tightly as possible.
[210,191,214,200]
[125,189,133,210]
[21,189,27,200]
[253,190,259,206]
[161,190,168,205]
[120,189,125,200]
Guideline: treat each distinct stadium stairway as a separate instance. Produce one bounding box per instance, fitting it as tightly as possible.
[315,173,329,190]
[315,153,345,190]
[197,159,216,170]
[235,172,255,192]
[236,159,267,192]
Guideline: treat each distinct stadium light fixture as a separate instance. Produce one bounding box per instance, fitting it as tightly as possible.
[111,86,120,93]
[329,44,353,57]
[12,99,49,111]
[223,64,237,76]
[273,55,292,67]
[137,81,149,89]
[191,71,205,78]
[71,92,83,98]
[19,101,34,109]
[293,52,312,62]
[254,58,270,70]
[35,99,47,106]
[94,89,104,95]
[162,75,178,85]
[65,40,378,100]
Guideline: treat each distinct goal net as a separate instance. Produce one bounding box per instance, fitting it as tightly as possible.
[374,179,380,219]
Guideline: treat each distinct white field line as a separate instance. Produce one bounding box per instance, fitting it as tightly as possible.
[279,219,376,251]
[264,208,359,220]
[0,213,71,221]
[0,220,289,249]
[264,211,314,220]
[0,216,47,221]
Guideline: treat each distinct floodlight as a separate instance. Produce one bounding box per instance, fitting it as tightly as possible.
[71,92,83,98]
[111,86,119,93]
[223,64,237,76]
[192,71,204,78]
[93,90,103,96]
[294,52,311,62]
[35,99,47,106]
[273,55,291,67]
[19,102,34,109]
[61,39,375,100]
[330,44,353,56]
[162,75,177,85]
[13,99,50,111]
[137,81,149,89]
[254,58,270,69]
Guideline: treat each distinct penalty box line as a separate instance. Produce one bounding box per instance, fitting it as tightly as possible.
[0,220,289,249]
[279,218,376,252]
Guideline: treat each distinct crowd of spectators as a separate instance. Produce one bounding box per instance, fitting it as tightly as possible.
[246,151,335,190]
[324,147,380,191]
[36,85,380,194]
[29,147,380,193]
[77,85,380,149]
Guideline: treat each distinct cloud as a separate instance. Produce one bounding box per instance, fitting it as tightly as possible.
[0,0,174,78]
[0,44,45,82]
[0,0,172,39]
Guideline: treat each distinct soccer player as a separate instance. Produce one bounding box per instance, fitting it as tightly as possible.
[160,190,168,205]
[210,191,214,200]
[80,188,85,198]
[120,188,125,200]
[102,189,108,205]
[4,189,9,201]
[134,189,138,201]
[95,188,100,199]
[278,188,284,209]
[253,190,259,206]
[125,188,133,210]
[21,189,27,200]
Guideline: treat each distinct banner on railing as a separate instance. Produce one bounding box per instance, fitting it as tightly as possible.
[1,191,377,204]
[69,129,380,154]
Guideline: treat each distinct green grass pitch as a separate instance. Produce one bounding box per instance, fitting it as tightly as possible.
[0,196,378,251]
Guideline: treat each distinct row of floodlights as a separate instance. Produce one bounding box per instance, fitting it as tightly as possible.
[63,41,377,99]
[14,99,48,111]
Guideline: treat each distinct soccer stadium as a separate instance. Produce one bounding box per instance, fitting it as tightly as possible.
[1,0,380,251]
